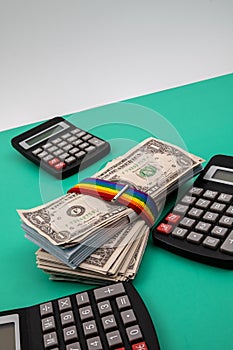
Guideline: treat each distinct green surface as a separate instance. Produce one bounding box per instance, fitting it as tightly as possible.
[1,73,233,350]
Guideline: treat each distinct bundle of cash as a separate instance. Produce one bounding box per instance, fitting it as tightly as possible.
[18,138,204,283]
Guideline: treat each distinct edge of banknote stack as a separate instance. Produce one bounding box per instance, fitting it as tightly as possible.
[17,137,204,284]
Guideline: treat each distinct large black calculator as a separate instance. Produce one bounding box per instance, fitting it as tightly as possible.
[0,282,160,350]
[11,117,110,179]
[152,155,233,269]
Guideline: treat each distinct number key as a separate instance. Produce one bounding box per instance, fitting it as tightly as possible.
[210,202,226,213]
[97,300,112,315]
[219,215,233,228]
[79,305,93,321]
[195,198,211,209]
[63,325,78,343]
[87,336,103,350]
[60,310,74,326]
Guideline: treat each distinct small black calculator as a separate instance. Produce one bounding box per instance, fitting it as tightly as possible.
[11,117,110,179]
[0,282,160,350]
[152,155,233,269]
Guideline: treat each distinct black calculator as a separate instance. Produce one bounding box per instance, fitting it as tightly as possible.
[0,282,160,350]
[152,155,233,269]
[11,117,110,179]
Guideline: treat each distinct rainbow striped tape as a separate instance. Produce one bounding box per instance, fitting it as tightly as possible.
[68,178,158,227]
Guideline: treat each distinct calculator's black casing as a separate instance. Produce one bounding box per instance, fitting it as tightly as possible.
[11,117,110,179]
[152,155,233,269]
[0,282,160,350]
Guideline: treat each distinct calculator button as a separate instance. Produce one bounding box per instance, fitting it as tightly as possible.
[188,208,203,219]
[106,330,123,348]
[181,195,196,205]
[132,342,148,350]
[102,314,117,331]
[71,128,81,134]
[43,331,58,348]
[97,300,112,315]
[219,215,233,228]
[173,204,189,215]
[32,147,43,155]
[187,231,203,244]
[171,227,188,239]
[202,211,219,223]
[48,158,60,166]
[94,283,125,301]
[38,151,48,158]
[203,236,220,250]
[82,134,92,141]
[226,206,233,216]
[210,202,226,213]
[47,146,58,153]
[85,145,96,153]
[76,292,90,306]
[203,190,218,199]
[121,309,137,326]
[52,137,62,144]
[195,198,211,209]
[54,161,66,170]
[65,156,76,165]
[217,193,233,203]
[189,187,204,196]
[220,230,233,255]
[195,221,211,233]
[58,297,72,311]
[61,132,72,139]
[79,142,89,149]
[72,139,83,147]
[42,143,53,149]
[40,302,53,317]
[165,213,181,224]
[63,144,73,152]
[60,310,75,326]
[79,305,94,321]
[179,217,196,229]
[63,325,78,343]
[211,226,228,238]
[86,336,103,350]
[116,295,131,310]
[156,223,173,234]
[83,320,98,337]
[69,147,80,155]
[59,152,70,160]
[66,342,81,350]
[126,325,143,343]
[76,131,86,138]
[75,151,86,159]
[42,316,56,332]
[57,141,68,148]
[67,136,78,143]
[43,154,54,162]
[53,149,63,157]
[89,137,105,147]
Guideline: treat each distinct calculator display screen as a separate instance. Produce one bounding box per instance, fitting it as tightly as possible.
[213,169,233,184]
[0,323,16,349]
[25,125,63,146]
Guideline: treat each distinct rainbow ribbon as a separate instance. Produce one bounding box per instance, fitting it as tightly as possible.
[68,178,157,227]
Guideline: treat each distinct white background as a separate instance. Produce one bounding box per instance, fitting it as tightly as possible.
[0,0,233,131]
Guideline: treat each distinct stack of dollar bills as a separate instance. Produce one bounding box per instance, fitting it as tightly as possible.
[18,138,204,284]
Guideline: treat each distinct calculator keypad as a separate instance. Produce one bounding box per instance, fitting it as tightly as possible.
[154,186,233,264]
[32,125,109,177]
[39,282,156,350]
